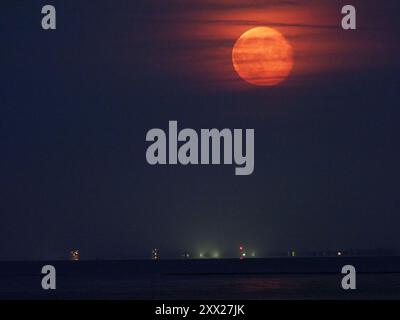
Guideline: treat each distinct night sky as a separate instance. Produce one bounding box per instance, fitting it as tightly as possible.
[1,0,400,260]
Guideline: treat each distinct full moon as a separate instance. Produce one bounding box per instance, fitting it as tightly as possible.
[232,27,294,86]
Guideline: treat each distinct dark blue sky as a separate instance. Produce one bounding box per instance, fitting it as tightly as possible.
[1,0,400,260]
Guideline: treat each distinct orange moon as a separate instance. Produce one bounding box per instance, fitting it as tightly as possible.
[232,27,294,86]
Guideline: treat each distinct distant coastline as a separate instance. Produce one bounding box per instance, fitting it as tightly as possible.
[2,256,400,276]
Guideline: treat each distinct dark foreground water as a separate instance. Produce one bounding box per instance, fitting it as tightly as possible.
[1,257,400,299]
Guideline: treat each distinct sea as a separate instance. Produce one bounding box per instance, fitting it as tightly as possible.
[1,257,400,299]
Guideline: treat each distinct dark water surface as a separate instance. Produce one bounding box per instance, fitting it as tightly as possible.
[1,257,400,299]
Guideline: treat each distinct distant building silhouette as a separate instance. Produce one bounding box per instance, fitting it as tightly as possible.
[69,249,80,261]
